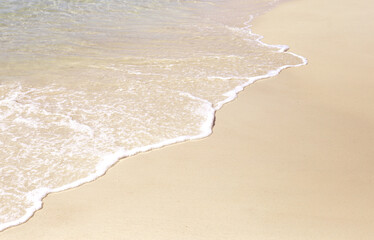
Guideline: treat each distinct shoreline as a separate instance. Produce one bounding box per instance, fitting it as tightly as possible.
[2,0,374,239]
[0,10,306,233]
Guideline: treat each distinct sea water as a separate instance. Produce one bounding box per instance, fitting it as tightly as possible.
[0,0,306,231]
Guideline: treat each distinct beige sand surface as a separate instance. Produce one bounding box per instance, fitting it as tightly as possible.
[2,0,374,239]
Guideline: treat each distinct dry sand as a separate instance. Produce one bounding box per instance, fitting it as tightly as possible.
[2,0,374,239]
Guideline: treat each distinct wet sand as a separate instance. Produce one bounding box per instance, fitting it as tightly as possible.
[2,0,374,239]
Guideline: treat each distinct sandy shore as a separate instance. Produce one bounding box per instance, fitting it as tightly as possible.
[2,0,374,239]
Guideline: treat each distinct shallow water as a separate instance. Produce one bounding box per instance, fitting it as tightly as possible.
[0,0,305,231]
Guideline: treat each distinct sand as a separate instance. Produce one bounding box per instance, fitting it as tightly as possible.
[2,0,374,239]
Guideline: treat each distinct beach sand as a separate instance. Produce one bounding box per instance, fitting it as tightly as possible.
[2,0,373,239]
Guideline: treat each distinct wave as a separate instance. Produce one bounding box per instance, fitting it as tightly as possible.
[0,0,306,232]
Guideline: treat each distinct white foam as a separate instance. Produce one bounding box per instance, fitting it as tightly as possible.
[0,103,215,233]
[214,16,307,110]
